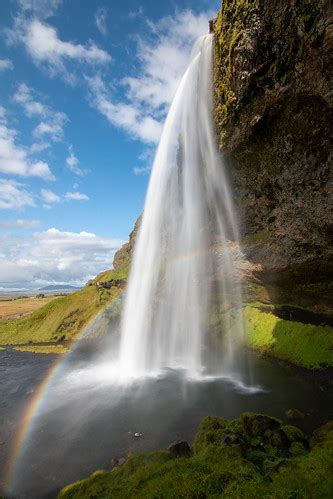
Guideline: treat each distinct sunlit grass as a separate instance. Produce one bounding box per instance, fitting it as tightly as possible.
[0,285,121,346]
[244,305,333,369]
[14,344,69,355]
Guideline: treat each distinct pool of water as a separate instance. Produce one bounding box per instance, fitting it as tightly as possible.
[0,346,331,498]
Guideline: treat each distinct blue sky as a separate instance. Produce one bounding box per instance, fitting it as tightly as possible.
[0,0,219,288]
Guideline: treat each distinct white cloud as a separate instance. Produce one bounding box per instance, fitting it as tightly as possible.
[7,17,111,80]
[41,188,60,203]
[95,7,108,36]
[64,191,89,201]
[16,0,63,18]
[30,141,50,153]
[66,145,85,176]
[14,82,67,151]
[14,82,47,117]
[123,10,212,114]
[0,119,55,180]
[0,228,124,286]
[0,58,13,71]
[87,9,212,150]
[0,179,35,210]
[0,218,40,228]
[41,188,89,204]
[86,74,163,144]
[33,111,67,142]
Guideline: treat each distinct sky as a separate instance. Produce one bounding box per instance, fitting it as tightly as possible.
[0,0,219,289]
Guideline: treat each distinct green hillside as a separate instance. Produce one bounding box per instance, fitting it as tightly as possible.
[0,284,120,346]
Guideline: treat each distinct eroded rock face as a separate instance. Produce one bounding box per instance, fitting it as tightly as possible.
[213,0,333,310]
[113,215,142,270]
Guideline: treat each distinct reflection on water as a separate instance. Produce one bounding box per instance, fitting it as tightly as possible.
[1,346,331,498]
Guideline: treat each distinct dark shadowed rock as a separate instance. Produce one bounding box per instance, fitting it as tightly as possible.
[167,441,191,458]
[213,0,333,311]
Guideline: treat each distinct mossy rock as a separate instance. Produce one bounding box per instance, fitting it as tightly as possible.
[290,441,307,457]
[311,421,333,449]
[281,425,308,446]
[58,414,333,499]
[240,412,281,437]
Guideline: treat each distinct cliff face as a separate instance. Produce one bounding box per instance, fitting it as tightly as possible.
[113,216,142,270]
[213,0,333,312]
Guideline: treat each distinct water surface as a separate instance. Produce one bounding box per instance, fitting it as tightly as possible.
[1,347,331,498]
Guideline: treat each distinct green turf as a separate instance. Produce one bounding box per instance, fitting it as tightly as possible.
[244,305,333,369]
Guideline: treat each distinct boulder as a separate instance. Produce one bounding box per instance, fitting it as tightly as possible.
[167,441,191,458]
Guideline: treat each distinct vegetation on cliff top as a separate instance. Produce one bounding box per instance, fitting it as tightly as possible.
[58,413,333,498]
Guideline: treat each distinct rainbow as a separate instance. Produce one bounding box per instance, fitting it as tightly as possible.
[3,352,71,494]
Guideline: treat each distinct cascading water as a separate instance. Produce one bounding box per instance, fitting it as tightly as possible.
[118,34,245,379]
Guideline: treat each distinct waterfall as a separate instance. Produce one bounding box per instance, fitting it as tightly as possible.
[118,35,245,379]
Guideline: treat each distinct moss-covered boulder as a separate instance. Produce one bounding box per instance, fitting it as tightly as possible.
[58,413,332,498]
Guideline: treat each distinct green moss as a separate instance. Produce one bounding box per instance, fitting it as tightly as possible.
[58,414,333,499]
[93,264,130,284]
[13,344,69,355]
[241,229,271,245]
[214,0,260,147]
[0,285,121,345]
[281,425,306,444]
[243,305,333,369]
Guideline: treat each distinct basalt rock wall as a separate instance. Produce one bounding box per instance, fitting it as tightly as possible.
[213,0,333,312]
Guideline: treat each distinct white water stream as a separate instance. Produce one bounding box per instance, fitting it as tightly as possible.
[118,35,245,379]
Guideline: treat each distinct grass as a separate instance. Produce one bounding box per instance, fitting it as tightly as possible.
[243,305,333,369]
[0,285,121,346]
[58,413,333,498]
[14,344,69,355]
[0,296,55,322]
[93,265,130,284]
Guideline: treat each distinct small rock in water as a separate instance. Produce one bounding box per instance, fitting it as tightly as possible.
[134,432,143,438]
[286,409,305,420]
[167,441,191,458]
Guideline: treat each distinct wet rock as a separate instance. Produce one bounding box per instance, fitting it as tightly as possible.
[264,429,290,451]
[281,425,308,448]
[167,441,191,458]
[221,433,243,447]
[263,459,286,474]
[286,409,305,420]
[241,413,281,437]
[290,441,307,456]
[213,0,333,311]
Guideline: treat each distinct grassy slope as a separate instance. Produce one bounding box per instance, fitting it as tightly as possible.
[244,305,333,369]
[0,285,121,345]
[58,414,333,499]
